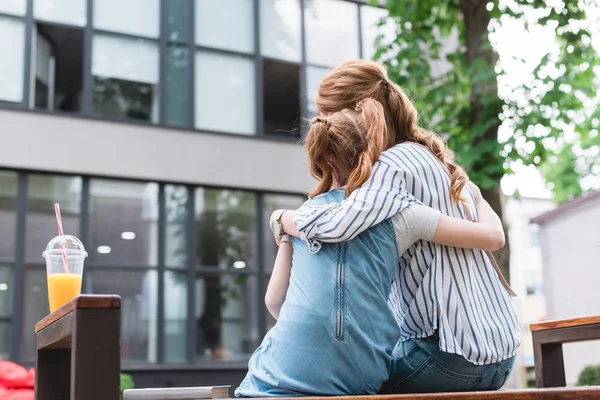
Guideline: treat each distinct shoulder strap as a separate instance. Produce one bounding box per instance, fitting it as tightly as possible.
[462,203,517,298]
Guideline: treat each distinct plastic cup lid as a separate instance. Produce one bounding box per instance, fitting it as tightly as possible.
[42,235,88,258]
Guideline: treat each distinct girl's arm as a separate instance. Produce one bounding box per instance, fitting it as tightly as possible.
[265,235,293,320]
[431,182,504,251]
[396,182,505,252]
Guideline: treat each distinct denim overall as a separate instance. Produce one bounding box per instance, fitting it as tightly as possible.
[236,189,399,397]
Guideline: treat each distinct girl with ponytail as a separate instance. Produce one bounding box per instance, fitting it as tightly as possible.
[236,98,512,397]
[271,60,518,394]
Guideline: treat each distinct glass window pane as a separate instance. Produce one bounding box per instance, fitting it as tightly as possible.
[26,174,82,263]
[34,0,86,26]
[0,171,18,260]
[90,269,158,363]
[164,270,187,362]
[260,0,301,62]
[21,268,47,362]
[166,0,189,43]
[0,266,13,360]
[94,0,159,38]
[0,0,26,16]
[361,5,396,61]
[306,66,329,116]
[0,16,25,104]
[263,60,301,135]
[165,45,190,127]
[165,185,188,268]
[304,0,359,67]
[92,34,159,123]
[262,194,305,272]
[195,52,255,135]
[89,179,159,266]
[195,273,260,362]
[195,0,254,54]
[195,188,256,270]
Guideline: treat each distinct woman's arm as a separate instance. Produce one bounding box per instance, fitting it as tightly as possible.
[273,157,418,253]
[265,235,293,320]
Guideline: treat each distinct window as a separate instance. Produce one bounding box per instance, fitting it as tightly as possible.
[26,174,82,263]
[260,0,302,62]
[0,266,13,360]
[90,269,158,363]
[165,185,189,269]
[195,273,260,361]
[361,5,396,61]
[94,0,159,38]
[88,179,159,266]
[262,194,305,273]
[34,0,86,26]
[304,0,359,67]
[195,52,255,135]
[165,0,189,43]
[0,0,25,16]
[194,188,256,270]
[195,0,254,54]
[0,171,18,260]
[164,270,187,362]
[263,60,301,135]
[165,46,190,127]
[21,268,46,362]
[33,23,84,112]
[306,66,330,116]
[0,16,25,104]
[92,34,159,122]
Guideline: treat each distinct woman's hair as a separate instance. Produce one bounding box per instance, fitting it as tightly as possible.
[315,60,468,202]
[306,98,394,198]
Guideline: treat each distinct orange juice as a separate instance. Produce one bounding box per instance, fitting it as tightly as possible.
[47,273,82,312]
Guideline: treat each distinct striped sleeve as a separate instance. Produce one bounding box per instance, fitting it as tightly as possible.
[292,158,419,253]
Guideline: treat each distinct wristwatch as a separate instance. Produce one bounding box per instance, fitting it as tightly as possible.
[270,209,287,238]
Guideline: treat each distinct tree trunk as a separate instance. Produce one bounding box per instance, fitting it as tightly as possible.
[459,0,511,282]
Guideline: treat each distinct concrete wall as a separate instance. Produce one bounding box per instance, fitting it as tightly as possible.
[536,197,600,385]
[0,109,314,194]
[505,196,554,388]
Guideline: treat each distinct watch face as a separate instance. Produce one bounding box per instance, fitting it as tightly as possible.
[270,218,280,235]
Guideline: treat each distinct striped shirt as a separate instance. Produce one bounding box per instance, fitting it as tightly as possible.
[292,142,521,365]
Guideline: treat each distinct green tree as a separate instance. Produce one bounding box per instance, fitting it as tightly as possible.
[374,0,600,281]
[577,364,600,386]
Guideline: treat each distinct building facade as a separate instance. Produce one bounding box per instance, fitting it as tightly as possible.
[531,191,600,385]
[0,0,393,388]
[504,195,554,388]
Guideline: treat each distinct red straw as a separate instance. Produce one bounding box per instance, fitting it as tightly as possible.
[54,203,70,273]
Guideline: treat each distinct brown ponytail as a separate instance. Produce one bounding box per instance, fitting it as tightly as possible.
[315,60,468,203]
[305,99,394,198]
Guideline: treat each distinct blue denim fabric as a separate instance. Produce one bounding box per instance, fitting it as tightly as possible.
[380,334,515,394]
[235,190,399,397]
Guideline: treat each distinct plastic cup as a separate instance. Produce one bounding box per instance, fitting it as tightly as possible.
[42,235,88,313]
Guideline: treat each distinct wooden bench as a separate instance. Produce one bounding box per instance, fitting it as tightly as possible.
[34,294,122,400]
[269,388,600,399]
[531,315,600,388]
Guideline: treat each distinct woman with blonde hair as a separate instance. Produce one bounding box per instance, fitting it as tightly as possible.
[272,60,518,394]
[236,97,512,397]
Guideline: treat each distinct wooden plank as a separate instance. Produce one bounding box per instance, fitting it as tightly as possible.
[71,308,121,400]
[530,315,600,332]
[35,348,70,400]
[36,312,73,350]
[269,387,600,399]
[35,295,121,332]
